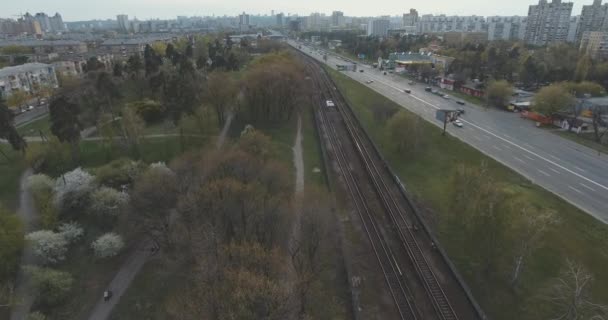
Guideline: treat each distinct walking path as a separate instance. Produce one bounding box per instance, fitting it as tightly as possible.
[85,112,235,320]
[10,169,38,320]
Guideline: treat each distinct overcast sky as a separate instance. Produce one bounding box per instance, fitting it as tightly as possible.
[3,0,591,21]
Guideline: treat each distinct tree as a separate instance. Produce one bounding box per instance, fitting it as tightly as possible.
[126,54,143,76]
[53,167,94,207]
[91,233,125,258]
[574,55,592,82]
[510,205,558,286]
[27,174,57,228]
[49,94,82,162]
[0,208,24,281]
[387,111,426,154]
[0,98,26,153]
[144,44,163,77]
[237,128,274,162]
[95,72,122,119]
[6,90,29,109]
[121,106,145,157]
[25,230,69,264]
[165,43,176,61]
[90,186,129,218]
[84,57,105,73]
[591,106,608,143]
[57,222,84,243]
[24,266,73,307]
[532,84,575,117]
[112,62,123,77]
[206,71,237,126]
[128,99,165,124]
[543,260,608,320]
[485,80,513,108]
[26,312,47,320]
[130,165,178,248]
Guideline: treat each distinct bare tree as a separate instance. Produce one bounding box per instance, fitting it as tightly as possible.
[510,206,559,286]
[544,259,608,320]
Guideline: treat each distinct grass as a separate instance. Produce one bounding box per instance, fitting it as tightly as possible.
[301,106,327,188]
[17,114,51,137]
[326,66,608,320]
[0,145,26,210]
[554,130,608,155]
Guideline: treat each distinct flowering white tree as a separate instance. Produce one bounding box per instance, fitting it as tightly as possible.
[149,162,173,175]
[26,174,54,195]
[90,187,129,217]
[53,167,94,206]
[91,233,124,258]
[26,230,69,264]
[57,222,84,243]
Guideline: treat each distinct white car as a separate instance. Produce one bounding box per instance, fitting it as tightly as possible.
[453,119,463,128]
[27,105,35,110]
[443,95,450,99]
[365,80,374,84]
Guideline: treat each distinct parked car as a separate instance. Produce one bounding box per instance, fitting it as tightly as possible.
[408,81,415,85]
[404,89,411,93]
[365,80,374,84]
[453,119,463,128]
[425,87,432,92]
[27,105,35,111]
[442,95,450,99]
[104,290,113,301]
[359,69,364,72]
[456,100,465,105]
[383,72,387,75]
[457,107,465,115]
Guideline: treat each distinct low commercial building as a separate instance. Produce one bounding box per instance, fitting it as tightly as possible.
[0,63,58,98]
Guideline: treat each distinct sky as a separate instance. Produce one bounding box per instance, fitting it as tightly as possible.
[3,0,592,21]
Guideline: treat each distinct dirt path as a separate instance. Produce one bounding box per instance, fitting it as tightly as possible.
[84,115,235,320]
[293,115,305,195]
[10,169,38,320]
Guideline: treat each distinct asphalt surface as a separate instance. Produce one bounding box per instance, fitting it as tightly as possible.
[14,105,49,127]
[292,41,608,223]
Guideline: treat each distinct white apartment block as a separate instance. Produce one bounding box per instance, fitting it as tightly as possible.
[0,63,58,99]
[567,16,580,42]
[525,0,573,46]
[367,18,390,36]
[486,16,527,41]
[418,15,486,34]
[403,9,419,27]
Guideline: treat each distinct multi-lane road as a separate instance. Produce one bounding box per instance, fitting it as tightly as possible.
[291,41,608,223]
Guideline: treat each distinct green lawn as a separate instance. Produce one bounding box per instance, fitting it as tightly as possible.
[554,130,608,155]
[17,115,51,137]
[301,106,327,188]
[327,66,608,320]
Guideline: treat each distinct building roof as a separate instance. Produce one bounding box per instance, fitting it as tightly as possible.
[101,36,172,46]
[0,63,52,77]
[0,40,84,47]
[389,52,434,64]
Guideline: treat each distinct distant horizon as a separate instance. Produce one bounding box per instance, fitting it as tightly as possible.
[2,0,595,22]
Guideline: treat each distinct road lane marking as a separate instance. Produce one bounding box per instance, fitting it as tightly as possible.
[493,146,503,151]
[502,144,512,150]
[538,169,551,177]
[568,185,584,194]
[549,154,561,161]
[580,183,596,192]
[514,157,525,163]
[299,46,608,193]
[574,166,587,172]
[549,167,561,174]
[523,154,535,161]
[503,134,512,139]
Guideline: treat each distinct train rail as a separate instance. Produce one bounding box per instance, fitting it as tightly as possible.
[299,52,468,320]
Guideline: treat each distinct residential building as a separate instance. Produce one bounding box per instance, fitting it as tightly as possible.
[0,40,88,55]
[331,11,345,27]
[403,9,419,27]
[0,63,58,99]
[580,31,608,59]
[487,16,527,40]
[276,13,284,28]
[524,0,573,46]
[99,36,172,57]
[239,12,250,31]
[567,16,580,42]
[34,13,52,33]
[576,0,608,42]
[418,15,486,33]
[117,14,130,33]
[367,18,390,37]
[444,31,488,44]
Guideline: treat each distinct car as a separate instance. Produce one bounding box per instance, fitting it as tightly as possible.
[408,81,415,85]
[383,71,387,75]
[457,107,465,115]
[404,89,411,93]
[104,290,113,301]
[425,87,432,92]
[365,80,374,84]
[27,105,35,111]
[453,120,463,128]
[359,69,364,72]
[456,100,466,105]
[442,95,450,99]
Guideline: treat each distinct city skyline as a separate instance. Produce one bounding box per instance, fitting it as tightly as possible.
[2,0,594,21]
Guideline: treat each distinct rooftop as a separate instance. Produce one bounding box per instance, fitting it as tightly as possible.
[0,63,52,77]
[0,40,85,47]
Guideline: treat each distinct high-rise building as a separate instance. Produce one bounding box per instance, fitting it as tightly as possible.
[331,11,345,27]
[487,16,528,40]
[576,0,608,43]
[367,18,390,36]
[418,15,486,33]
[580,30,608,59]
[50,13,65,32]
[524,0,573,46]
[567,16,580,42]
[117,14,130,33]
[239,12,250,31]
[402,9,419,27]
[276,13,284,28]
[34,13,51,32]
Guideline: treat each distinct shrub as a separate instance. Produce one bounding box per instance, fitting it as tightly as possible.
[26,312,47,320]
[25,230,68,264]
[93,158,146,189]
[0,209,24,281]
[53,167,94,205]
[24,266,73,307]
[24,138,71,173]
[27,174,58,228]
[57,222,84,243]
[128,99,165,124]
[26,174,54,195]
[90,187,129,218]
[91,233,124,258]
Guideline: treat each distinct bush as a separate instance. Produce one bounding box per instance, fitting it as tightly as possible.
[26,230,68,264]
[24,138,71,173]
[24,266,73,307]
[57,222,84,243]
[26,312,47,320]
[129,99,166,124]
[90,187,129,218]
[53,167,94,205]
[93,158,146,189]
[0,209,24,281]
[26,174,54,195]
[91,233,124,258]
[27,174,57,228]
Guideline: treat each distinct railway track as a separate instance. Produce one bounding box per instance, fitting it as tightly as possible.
[300,53,462,320]
[305,62,420,319]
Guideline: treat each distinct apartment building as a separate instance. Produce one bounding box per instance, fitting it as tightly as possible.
[486,16,528,40]
[576,0,608,43]
[525,0,573,45]
[580,31,608,59]
[0,63,58,99]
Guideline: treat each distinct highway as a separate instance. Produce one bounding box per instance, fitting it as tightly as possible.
[291,41,608,223]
